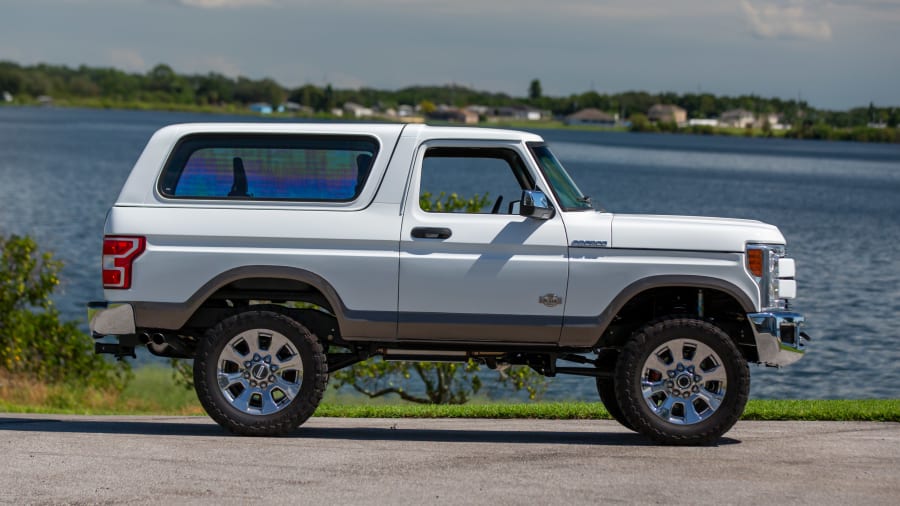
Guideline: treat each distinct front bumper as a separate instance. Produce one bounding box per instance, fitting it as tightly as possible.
[747,311,809,367]
[87,301,136,337]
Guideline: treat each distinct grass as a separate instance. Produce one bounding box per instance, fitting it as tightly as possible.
[1,367,897,422]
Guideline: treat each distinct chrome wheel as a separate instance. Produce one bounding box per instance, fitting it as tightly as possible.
[640,338,727,425]
[216,328,304,415]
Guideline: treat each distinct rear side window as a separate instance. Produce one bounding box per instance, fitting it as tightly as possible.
[158,134,378,202]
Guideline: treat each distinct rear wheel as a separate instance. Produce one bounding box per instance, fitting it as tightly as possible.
[194,310,328,436]
[615,317,749,445]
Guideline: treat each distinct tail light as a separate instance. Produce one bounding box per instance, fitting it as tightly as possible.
[102,236,145,289]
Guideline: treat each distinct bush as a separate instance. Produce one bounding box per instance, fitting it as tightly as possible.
[0,234,129,390]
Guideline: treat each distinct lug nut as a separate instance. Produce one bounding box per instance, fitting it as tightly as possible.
[253,353,261,361]
[676,364,684,372]
[666,380,674,388]
[692,386,700,393]
[260,382,268,389]
[270,365,279,372]
[250,380,257,387]
[243,372,251,379]
[244,361,251,368]
[264,356,272,364]
[667,371,676,378]
[269,375,276,382]
[682,392,691,399]
[687,365,695,373]
[694,375,702,383]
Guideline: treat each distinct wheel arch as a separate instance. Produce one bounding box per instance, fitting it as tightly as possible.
[132,265,366,337]
[563,275,759,361]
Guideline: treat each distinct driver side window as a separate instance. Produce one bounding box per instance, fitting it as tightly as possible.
[419,147,533,214]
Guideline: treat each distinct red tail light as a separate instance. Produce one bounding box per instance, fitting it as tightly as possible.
[102,236,145,289]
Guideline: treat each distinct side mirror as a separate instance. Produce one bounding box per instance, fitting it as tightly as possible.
[520,190,554,220]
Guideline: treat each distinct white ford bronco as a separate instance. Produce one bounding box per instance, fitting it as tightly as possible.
[88,123,809,444]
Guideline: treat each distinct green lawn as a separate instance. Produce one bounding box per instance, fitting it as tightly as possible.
[1,366,897,421]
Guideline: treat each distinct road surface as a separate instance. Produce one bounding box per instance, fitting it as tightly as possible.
[0,415,898,504]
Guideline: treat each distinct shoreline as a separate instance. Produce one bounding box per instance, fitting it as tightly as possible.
[3,101,897,144]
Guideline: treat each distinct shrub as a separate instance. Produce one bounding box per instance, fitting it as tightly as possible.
[0,234,129,390]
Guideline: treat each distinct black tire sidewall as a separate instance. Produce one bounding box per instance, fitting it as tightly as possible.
[194,310,327,435]
[615,318,749,445]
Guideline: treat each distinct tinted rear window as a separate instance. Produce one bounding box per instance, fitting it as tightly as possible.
[159,134,379,202]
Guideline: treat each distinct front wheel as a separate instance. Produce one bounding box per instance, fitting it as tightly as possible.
[194,310,328,436]
[614,318,750,445]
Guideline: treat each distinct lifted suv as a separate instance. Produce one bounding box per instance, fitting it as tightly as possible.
[89,123,809,445]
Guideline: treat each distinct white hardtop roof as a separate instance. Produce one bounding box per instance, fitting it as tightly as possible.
[154,122,544,143]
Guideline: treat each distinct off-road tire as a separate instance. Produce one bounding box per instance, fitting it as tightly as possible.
[596,378,635,431]
[615,317,749,446]
[194,310,328,436]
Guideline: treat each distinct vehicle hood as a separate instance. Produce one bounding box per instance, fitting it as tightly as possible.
[611,214,785,252]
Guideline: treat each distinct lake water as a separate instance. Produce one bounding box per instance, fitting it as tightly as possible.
[1,106,899,400]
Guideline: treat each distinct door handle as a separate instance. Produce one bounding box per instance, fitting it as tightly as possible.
[411,227,452,239]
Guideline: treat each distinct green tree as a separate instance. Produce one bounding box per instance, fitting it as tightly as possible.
[330,193,546,404]
[529,79,542,101]
[628,113,656,132]
[0,235,129,389]
[419,99,436,115]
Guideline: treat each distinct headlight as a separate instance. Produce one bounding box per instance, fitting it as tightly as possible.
[746,244,795,310]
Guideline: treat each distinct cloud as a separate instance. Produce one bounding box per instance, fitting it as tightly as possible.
[741,0,833,40]
[108,48,146,71]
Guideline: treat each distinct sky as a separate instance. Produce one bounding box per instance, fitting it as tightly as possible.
[1,0,898,110]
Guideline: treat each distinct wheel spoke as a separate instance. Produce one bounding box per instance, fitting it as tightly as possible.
[274,376,301,399]
[259,391,281,415]
[648,352,670,372]
[692,342,717,365]
[699,388,724,411]
[682,400,703,424]
[230,387,253,412]
[220,344,247,367]
[276,353,303,372]
[702,365,727,383]
[641,380,667,399]
[658,394,678,416]
[217,371,245,390]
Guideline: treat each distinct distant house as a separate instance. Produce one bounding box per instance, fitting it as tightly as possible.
[488,105,545,121]
[249,102,273,114]
[343,102,374,118]
[720,109,756,128]
[564,108,617,126]
[280,101,313,115]
[756,112,787,130]
[648,104,687,125]
[396,104,416,117]
[688,118,719,127]
[426,107,479,124]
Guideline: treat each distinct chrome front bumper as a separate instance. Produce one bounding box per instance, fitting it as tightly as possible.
[87,301,136,337]
[747,311,809,367]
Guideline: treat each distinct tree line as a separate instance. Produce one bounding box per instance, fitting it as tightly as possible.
[1,60,897,129]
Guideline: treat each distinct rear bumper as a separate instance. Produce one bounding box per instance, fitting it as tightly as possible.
[87,301,136,337]
[747,311,809,367]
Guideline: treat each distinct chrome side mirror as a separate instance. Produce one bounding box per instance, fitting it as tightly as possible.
[520,190,554,220]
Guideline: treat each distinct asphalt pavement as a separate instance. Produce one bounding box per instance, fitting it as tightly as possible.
[0,414,898,505]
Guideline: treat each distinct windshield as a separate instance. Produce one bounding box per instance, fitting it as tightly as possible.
[528,143,593,211]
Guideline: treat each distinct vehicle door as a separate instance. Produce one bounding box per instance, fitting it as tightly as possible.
[398,141,569,343]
